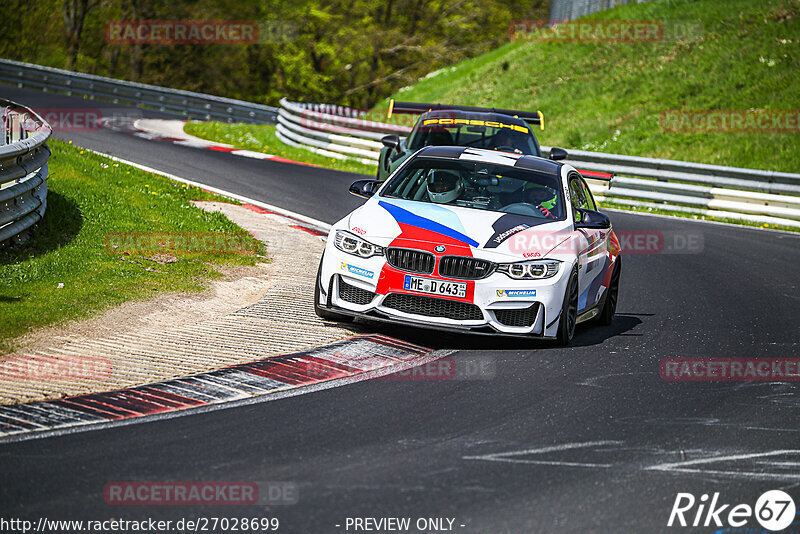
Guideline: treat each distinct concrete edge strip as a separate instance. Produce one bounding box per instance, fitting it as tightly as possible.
[106,117,327,169]
[0,335,449,444]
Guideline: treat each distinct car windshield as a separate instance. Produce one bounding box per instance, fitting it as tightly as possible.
[407,118,538,155]
[381,157,565,220]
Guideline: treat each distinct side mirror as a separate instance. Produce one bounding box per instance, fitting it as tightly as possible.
[381,134,401,151]
[349,179,382,199]
[575,208,611,229]
[549,147,568,161]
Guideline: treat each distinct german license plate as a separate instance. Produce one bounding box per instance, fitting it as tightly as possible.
[403,275,467,298]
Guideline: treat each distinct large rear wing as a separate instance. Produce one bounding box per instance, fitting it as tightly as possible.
[387,99,545,130]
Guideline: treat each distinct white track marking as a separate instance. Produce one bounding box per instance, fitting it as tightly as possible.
[230,149,276,159]
[463,440,624,468]
[83,148,332,232]
[132,131,160,140]
[172,139,219,149]
[113,119,315,165]
[757,461,800,467]
[646,450,800,481]
[134,118,233,147]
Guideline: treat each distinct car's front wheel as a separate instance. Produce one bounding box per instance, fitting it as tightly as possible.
[314,255,354,323]
[556,268,579,346]
[596,258,621,326]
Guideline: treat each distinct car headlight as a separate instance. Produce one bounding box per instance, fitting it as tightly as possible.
[334,230,384,258]
[497,259,560,280]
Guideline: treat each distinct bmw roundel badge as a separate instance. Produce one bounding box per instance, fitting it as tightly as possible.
[434,245,446,253]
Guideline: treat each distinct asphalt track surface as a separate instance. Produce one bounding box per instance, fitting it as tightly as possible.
[2,86,800,533]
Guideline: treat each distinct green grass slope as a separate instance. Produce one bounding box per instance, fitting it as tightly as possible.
[379,0,799,172]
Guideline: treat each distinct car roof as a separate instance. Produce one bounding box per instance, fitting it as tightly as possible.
[413,146,563,175]
[418,109,529,128]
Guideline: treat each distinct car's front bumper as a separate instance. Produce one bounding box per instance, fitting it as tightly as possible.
[319,245,572,338]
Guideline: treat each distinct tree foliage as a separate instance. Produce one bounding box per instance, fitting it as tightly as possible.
[0,0,546,107]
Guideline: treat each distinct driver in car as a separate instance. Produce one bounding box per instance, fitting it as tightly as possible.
[522,182,559,218]
[493,130,523,154]
[427,171,465,204]
[426,170,494,207]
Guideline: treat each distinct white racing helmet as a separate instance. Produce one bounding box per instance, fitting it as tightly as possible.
[427,170,464,204]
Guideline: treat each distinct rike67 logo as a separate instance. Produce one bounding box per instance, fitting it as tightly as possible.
[668,490,796,531]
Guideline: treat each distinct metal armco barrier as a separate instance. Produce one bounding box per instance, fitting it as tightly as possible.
[278,99,800,228]
[276,98,410,165]
[0,99,51,246]
[0,59,278,123]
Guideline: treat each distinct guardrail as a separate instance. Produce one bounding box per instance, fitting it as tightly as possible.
[0,99,52,246]
[277,99,800,228]
[0,59,278,123]
[276,98,411,165]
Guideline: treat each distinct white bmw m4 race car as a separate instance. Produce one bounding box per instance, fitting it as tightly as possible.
[315,146,621,345]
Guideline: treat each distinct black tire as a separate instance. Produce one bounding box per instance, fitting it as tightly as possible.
[556,268,579,346]
[596,258,621,326]
[314,255,354,323]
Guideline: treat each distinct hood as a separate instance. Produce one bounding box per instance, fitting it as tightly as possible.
[346,198,575,260]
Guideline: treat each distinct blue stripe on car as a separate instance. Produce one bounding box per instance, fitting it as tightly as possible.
[378,200,480,248]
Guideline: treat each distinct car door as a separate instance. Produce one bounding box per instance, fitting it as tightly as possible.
[569,173,604,312]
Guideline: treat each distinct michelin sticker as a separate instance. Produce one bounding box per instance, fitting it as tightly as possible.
[341,262,375,279]
[497,289,537,297]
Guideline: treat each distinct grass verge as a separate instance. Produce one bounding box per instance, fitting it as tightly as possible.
[183,121,375,176]
[0,139,265,354]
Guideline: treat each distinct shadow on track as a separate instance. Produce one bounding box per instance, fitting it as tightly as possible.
[347,311,647,352]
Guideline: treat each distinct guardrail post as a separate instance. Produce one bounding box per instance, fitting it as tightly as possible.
[1,107,7,146]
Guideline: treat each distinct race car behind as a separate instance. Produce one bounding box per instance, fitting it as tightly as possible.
[377,100,568,181]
